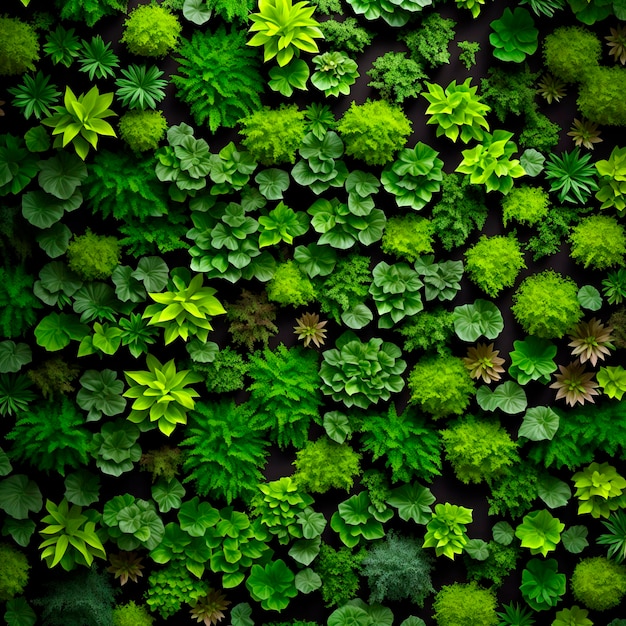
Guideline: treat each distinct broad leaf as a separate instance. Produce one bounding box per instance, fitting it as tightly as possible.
[476,381,527,414]
[464,538,490,560]
[35,313,88,351]
[186,339,219,363]
[24,126,51,152]
[64,470,100,506]
[400,619,427,626]
[0,448,12,476]
[561,525,588,554]
[36,222,72,258]
[341,303,373,330]
[294,568,322,593]
[230,603,254,626]
[2,517,36,547]
[386,483,435,524]
[323,411,351,444]
[38,151,87,199]
[0,341,32,373]
[453,299,504,342]
[0,475,43,519]
[182,0,212,24]
[520,148,545,177]
[288,536,321,566]
[519,406,560,441]
[4,597,36,626]
[577,285,602,311]
[537,475,571,509]
[152,478,186,513]
[492,521,514,545]
[255,168,290,200]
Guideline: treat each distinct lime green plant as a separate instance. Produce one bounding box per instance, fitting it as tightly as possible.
[423,503,473,560]
[571,556,626,611]
[515,509,565,557]
[121,4,181,57]
[0,16,39,76]
[596,145,626,214]
[41,86,117,160]
[247,0,324,66]
[123,355,203,436]
[143,273,226,345]
[573,461,626,518]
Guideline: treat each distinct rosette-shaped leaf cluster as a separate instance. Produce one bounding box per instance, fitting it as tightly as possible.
[247,0,323,66]
[245,559,298,611]
[311,51,359,97]
[520,558,566,611]
[422,79,490,143]
[330,491,386,548]
[423,502,473,560]
[489,7,538,63]
[292,131,349,194]
[596,145,626,215]
[346,0,433,27]
[515,509,565,557]
[369,261,424,328]
[456,130,526,194]
[102,494,165,551]
[381,142,444,210]
[573,461,626,518]
[320,331,406,409]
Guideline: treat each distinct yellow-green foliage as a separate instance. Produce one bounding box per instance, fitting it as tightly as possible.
[121,5,181,57]
[66,229,121,280]
[113,601,154,626]
[0,543,30,601]
[382,215,434,261]
[433,582,498,626]
[0,17,39,76]
[570,215,626,270]
[542,26,601,84]
[266,260,317,307]
[572,557,626,611]
[501,185,550,227]
[119,110,167,153]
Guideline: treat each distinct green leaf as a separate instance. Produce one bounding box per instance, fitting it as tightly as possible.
[537,475,571,509]
[36,222,72,258]
[132,257,169,293]
[476,381,527,414]
[268,59,310,96]
[2,517,36,547]
[255,168,290,200]
[400,618,427,626]
[295,568,322,593]
[519,406,560,441]
[112,266,146,303]
[323,411,351,444]
[178,497,220,537]
[297,508,327,539]
[24,126,51,152]
[186,339,219,363]
[464,538,490,560]
[64,470,100,506]
[152,478,186,513]
[35,313,88,351]
[492,521,514,545]
[577,285,602,311]
[230,603,254,626]
[561,525,588,554]
[0,341,32,373]
[0,448,11,476]
[341,303,373,329]
[453,299,504,342]
[520,148,545,177]
[386,483,435,524]
[288,536,321,565]
[4,597,36,626]
[183,0,213,24]
[22,190,65,228]
[38,151,87,200]
[0,475,43,519]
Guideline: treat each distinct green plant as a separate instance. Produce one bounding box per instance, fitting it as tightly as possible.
[181,400,267,503]
[146,560,207,618]
[311,52,359,97]
[366,52,426,103]
[568,118,602,150]
[0,17,39,76]
[480,65,539,122]
[0,374,35,417]
[551,606,592,626]
[423,503,473,560]
[537,73,567,104]
[607,24,626,64]
[245,559,297,611]
[315,544,365,608]
[139,446,183,483]
[544,148,598,204]
[571,556,626,610]
[247,344,322,448]
[41,86,117,160]
[604,269,626,305]
[501,185,550,227]
[293,437,361,494]
[465,541,520,588]
[408,354,475,419]
[442,416,519,485]
[318,18,373,54]
[239,105,306,165]
[573,461,626,518]
[294,312,328,348]
[456,130,526,194]
[66,230,120,281]
[512,271,582,339]
[569,215,625,269]
[225,290,278,350]
[337,99,412,166]
[402,13,455,68]
[320,331,406,409]
[42,25,80,69]
[258,201,309,247]
[112,601,154,626]
[173,27,263,132]
[489,8,538,63]
[381,214,434,262]
[0,543,29,601]
[8,71,60,120]
[0,134,39,196]
[121,4,181,57]
[598,510,626,562]
[360,404,442,482]
[78,35,119,80]
[597,365,626,400]
[0,264,42,339]
[455,0,485,17]
[38,498,106,570]
[465,235,526,297]
[520,558,566,611]
[123,354,202,436]
[422,79,490,143]
[433,582,498,626]
[189,590,231,626]
[515,510,565,557]
[115,64,167,110]
[542,26,601,83]
[596,145,626,214]
[102,494,164,551]
[463,343,506,383]
[91,420,141,477]
[330,491,386,548]
[266,260,316,306]
[496,602,536,626]
[457,41,480,69]
[345,0,433,27]
[361,532,434,606]
[119,110,167,153]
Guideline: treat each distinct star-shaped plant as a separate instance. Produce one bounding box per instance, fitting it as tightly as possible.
[293,312,328,348]
[107,551,145,586]
[606,25,626,65]
[567,118,603,150]
[463,342,505,383]
[549,360,599,406]
[568,318,615,366]
[189,589,231,626]
[537,73,566,104]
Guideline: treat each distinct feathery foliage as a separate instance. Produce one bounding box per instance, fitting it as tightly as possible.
[0,264,42,339]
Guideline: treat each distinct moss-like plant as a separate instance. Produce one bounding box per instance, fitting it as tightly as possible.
[542,25,601,84]
[571,557,626,611]
[569,215,626,270]
[0,16,39,76]
[381,214,434,261]
[66,230,121,281]
[0,543,30,601]
[118,110,167,153]
[121,5,181,57]
[501,184,550,226]
[366,52,426,103]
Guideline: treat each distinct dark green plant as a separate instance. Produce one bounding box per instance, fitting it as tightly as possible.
[489,7,538,63]
[577,65,626,127]
[102,494,164,552]
[318,18,373,54]
[408,354,475,419]
[361,402,441,483]
[91,420,141,478]
[526,205,588,261]
[8,71,60,120]
[208,141,258,195]
[246,558,297,612]
[115,64,167,110]
[54,0,127,27]
[433,582,498,626]
[488,461,540,518]
[226,290,278,351]
[402,13,455,68]
[181,400,268,503]
[0,17,39,76]
[572,556,626,611]
[480,65,539,122]
[345,0,433,27]
[598,510,626,563]
[315,544,366,608]
[78,35,119,80]
[146,560,206,618]
[0,373,35,417]
[43,25,81,67]
[457,40,480,68]
[465,542,519,588]
[521,558,566,611]
[293,437,361,494]
[139,446,183,483]
[337,99,412,166]
[366,52,426,104]
[519,111,561,152]
[7,398,90,475]
[173,27,263,132]
[542,25,601,84]
[121,4,181,57]
[292,131,348,194]
[330,491,386,548]
[544,148,599,204]
[0,264,42,339]
[0,134,40,196]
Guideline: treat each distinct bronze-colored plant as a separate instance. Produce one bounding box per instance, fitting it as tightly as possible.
[189,589,231,626]
[107,551,145,585]
[567,118,603,150]
[462,342,505,383]
[294,312,328,348]
[550,360,600,407]
[139,445,183,482]
[226,289,278,351]
[536,73,566,104]
[568,317,615,366]
[606,25,626,65]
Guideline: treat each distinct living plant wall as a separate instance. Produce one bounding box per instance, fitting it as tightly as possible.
[2,0,626,624]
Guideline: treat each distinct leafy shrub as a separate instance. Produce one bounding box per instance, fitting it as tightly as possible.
[226,290,278,351]
[0,543,29,601]
[118,110,167,153]
[112,601,154,626]
[318,17,373,54]
[433,582,498,626]
[596,145,626,214]
[8,70,60,120]
[0,17,39,76]
[441,416,519,484]
[501,185,550,226]
[239,105,307,165]
[337,99,412,166]
[54,0,126,27]
[480,65,538,122]
[578,66,626,127]
[311,51,359,97]
[181,400,268,503]
[399,308,455,354]
[121,5,181,57]
[146,560,206,618]
[367,52,426,103]
[571,557,626,611]
[102,494,164,551]
[66,230,121,281]
[521,558,566,611]
[173,27,263,132]
[408,354,475,419]
[512,270,583,338]
[381,214,434,261]
[293,437,361,494]
[401,13,455,67]
[361,532,434,606]
[315,544,366,607]
[487,461,540,518]
[464,235,526,297]
[266,261,316,307]
[519,110,561,152]
[489,7,538,63]
[542,26,601,84]
[569,215,626,270]
[573,461,626,518]
[465,541,519,587]
[78,35,119,80]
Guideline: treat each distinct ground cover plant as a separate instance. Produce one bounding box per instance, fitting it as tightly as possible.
[2,0,626,624]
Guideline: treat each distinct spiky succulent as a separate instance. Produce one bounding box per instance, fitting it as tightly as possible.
[294,312,328,348]
[550,360,600,406]
[462,342,506,383]
[189,590,231,626]
[107,551,145,585]
[567,118,603,150]
[606,25,626,65]
[568,318,615,366]
[536,73,566,104]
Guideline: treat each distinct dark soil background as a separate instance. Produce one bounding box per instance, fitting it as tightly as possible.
[2,0,626,624]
